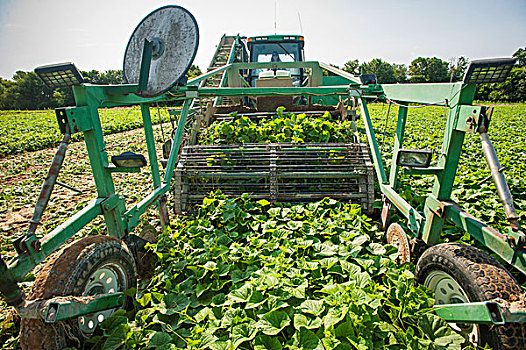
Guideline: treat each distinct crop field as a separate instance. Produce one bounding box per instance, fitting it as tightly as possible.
[0,107,169,157]
[0,103,525,349]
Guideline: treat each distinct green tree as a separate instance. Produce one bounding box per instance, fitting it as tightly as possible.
[343,59,360,75]
[448,56,469,82]
[393,63,408,83]
[409,57,449,83]
[0,78,16,109]
[359,58,397,84]
[513,47,526,67]
[4,71,55,109]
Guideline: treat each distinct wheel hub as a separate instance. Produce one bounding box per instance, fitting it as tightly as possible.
[425,271,479,343]
[78,264,126,336]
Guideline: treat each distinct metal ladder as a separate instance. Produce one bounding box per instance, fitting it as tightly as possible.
[199,35,240,106]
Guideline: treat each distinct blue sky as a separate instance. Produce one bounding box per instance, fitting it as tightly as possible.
[0,0,525,79]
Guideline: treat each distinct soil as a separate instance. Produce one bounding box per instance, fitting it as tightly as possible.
[0,124,169,255]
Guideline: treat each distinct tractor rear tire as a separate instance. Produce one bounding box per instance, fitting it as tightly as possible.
[415,243,526,350]
[20,235,137,350]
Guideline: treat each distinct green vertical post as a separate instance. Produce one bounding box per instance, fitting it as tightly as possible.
[359,98,387,185]
[421,84,476,244]
[389,105,408,188]
[164,99,192,183]
[82,105,125,238]
[141,104,161,189]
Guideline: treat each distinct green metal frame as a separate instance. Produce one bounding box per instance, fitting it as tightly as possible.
[358,82,525,275]
[0,57,524,326]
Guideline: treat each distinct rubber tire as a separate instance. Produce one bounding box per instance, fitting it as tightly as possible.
[20,236,137,350]
[415,243,526,350]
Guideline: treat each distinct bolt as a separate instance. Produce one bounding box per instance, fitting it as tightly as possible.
[30,240,41,252]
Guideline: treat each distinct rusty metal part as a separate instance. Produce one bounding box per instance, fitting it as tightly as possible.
[158,194,169,228]
[173,142,375,214]
[380,195,392,231]
[16,125,71,254]
[386,223,411,264]
[410,237,429,259]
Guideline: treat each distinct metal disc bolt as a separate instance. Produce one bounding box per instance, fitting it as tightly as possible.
[150,38,165,60]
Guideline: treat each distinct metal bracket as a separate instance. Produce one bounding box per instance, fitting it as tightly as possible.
[456,105,492,133]
[100,194,122,213]
[57,106,92,134]
[16,293,125,323]
[434,301,526,325]
[426,195,447,218]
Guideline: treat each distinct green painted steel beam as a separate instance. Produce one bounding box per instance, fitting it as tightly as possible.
[198,86,351,97]
[194,146,356,152]
[401,167,444,176]
[381,83,461,106]
[435,301,526,324]
[359,98,387,185]
[389,105,408,188]
[44,293,124,323]
[434,302,504,325]
[230,61,322,70]
[318,62,362,85]
[440,198,526,275]
[164,99,191,183]
[7,199,102,281]
[140,104,161,189]
[124,184,170,232]
[380,184,423,235]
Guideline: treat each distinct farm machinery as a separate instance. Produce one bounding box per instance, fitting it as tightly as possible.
[0,5,524,349]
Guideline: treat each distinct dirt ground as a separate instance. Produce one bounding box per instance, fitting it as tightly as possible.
[0,123,173,258]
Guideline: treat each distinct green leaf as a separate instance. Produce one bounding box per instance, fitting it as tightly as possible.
[210,340,235,350]
[246,290,266,309]
[323,307,348,328]
[292,328,324,350]
[294,314,323,330]
[148,332,172,348]
[137,293,152,307]
[367,242,387,255]
[256,310,291,335]
[257,199,271,206]
[300,300,325,317]
[102,323,130,350]
[417,314,464,349]
[232,321,258,347]
[254,335,283,350]
[227,283,253,303]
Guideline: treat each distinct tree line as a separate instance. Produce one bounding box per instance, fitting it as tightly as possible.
[340,47,525,102]
[0,49,524,110]
[0,65,202,110]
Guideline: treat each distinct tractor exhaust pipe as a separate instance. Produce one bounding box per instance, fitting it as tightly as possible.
[478,129,520,231]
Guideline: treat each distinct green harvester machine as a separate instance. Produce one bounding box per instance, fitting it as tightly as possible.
[0,5,525,349]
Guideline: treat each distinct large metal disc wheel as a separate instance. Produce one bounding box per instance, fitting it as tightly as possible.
[386,223,410,264]
[20,236,137,349]
[415,243,526,349]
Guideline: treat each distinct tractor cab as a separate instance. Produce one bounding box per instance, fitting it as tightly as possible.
[246,35,305,87]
